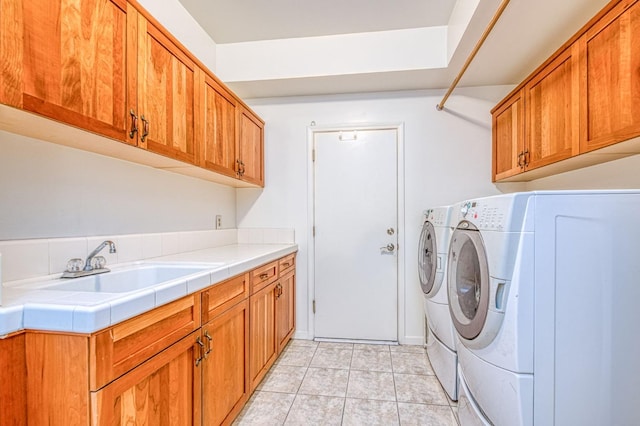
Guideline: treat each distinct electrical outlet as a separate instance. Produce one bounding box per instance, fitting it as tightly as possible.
[215,215,222,230]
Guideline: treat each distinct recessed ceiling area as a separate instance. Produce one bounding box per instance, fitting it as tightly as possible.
[178,0,610,99]
[178,0,457,43]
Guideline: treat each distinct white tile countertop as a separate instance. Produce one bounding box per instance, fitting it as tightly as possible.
[0,243,297,336]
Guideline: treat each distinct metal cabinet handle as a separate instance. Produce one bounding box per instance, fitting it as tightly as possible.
[140,115,149,142]
[195,337,205,366]
[236,159,243,176]
[517,151,524,168]
[282,262,290,267]
[523,150,530,167]
[259,273,269,280]
[204,330,212,358]
[129,110,138,139]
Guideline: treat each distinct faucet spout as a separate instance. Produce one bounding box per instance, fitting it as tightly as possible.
[84,240,117,271]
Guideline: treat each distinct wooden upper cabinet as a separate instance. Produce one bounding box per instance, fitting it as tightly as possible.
[580,0,640,152]
[237,106,265,187]
[492,90,525,181]
[134,13,198,164]
[524,43,580,171]
[201,74,237,177]
[9,0,130,142]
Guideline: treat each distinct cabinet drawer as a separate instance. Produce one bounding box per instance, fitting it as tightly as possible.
[251,260,278,294]
[278,254,296,276]
[90,294,200,391]
[202,273,249,323]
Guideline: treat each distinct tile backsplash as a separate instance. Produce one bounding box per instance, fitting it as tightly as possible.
[0,228,294,284]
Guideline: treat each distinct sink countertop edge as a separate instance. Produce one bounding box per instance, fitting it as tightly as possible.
[0,243,298,336]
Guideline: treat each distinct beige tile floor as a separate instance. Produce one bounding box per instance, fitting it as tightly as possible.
[234,340,459,426]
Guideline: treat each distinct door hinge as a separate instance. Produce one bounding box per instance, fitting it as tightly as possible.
[312,226,315,237]
[312,300,316,314]
[312,149,316,162]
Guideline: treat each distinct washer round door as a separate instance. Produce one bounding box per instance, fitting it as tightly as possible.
[418,221,438,295]
[447,223,490,341]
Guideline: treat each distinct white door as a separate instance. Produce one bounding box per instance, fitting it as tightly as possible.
[313,128,398,341]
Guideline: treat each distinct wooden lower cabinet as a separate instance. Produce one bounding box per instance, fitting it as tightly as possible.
[276,270,296,353]
[91,330,202,426]
[0,333,27,426]
[249,281,278,392]
[202,299,250,426]
[3,254,295,425]
[249,265,297,392]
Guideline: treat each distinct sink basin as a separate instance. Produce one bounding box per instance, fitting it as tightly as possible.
[43,264,216,293]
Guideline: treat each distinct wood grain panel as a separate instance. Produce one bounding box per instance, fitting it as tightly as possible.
[20,0,129,141]
[581,0,640,152]
[91,330,200,426]
[0,0,24,106]
[202,74,237,177]
[201,273,248,324]
[0,333,27,426]
[202,299,250,426]
[90,294,199,391]
[237,106,264,187]
[26,332,90,425]
[492,90,524,181]
[249,282,277,392]
[250,260,279,294]
[525,43,580,171]
[276,271,296,353]
[136,15,197,164]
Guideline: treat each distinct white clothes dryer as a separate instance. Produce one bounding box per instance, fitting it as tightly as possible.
[448,190,640,426]
[418,206,458,400]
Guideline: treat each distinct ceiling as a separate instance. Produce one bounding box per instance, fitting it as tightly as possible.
[177,0,457,43]
[178,0,611,99]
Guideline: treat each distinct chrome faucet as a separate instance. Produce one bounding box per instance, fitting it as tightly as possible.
[84,240,117,271]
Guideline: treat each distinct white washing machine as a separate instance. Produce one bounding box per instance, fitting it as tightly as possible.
[448,190,640,426]
[418,206,457,400]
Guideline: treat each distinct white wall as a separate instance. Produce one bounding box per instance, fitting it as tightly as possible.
[524,154,640,190]
[238,88,508,343]
[0,131,236,240]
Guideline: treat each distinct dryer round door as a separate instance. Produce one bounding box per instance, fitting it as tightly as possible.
[418,221,438,295]
[447,225,490,341]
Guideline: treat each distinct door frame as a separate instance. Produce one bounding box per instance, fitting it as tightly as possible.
[306,122,406,342]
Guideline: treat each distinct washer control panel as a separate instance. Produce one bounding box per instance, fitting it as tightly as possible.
[459,200,507,231]
[423,207,450,227]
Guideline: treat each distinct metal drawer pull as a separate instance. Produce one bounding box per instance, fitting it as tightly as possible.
[259,273,269,280]
[282,262,290,267]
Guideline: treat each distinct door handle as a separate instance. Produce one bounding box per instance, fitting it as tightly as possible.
[380,243,395,252]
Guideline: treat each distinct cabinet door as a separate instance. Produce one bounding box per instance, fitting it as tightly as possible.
[580,0,640,152]
[524,44,580,171]
[249,281,277,392]
[92,330,202,426]
[202,300,249,426]
[237,106,264,186]
[0,333,26,426]
[136,14,198,164]
[202,74,237,178]
[276,271,296,353]
[492,90,525,181]
[7,0,131,142]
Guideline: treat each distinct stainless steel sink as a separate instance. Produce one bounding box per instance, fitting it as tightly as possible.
[41,263,218,293]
